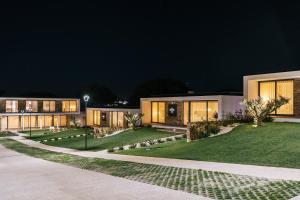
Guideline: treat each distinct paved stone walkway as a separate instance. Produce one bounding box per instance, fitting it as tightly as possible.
[0,145,206,200]
[8,136,300,181]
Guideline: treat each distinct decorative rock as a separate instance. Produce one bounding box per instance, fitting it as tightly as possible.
[123,145,130,150]
[136,143,141,148]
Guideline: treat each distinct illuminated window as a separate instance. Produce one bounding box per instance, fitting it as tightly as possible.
[151,102,165,123]
[183,102,189,125]
[44,115,53,127]
[188,101,219,122]
[190,102,207,122]
[259,81,276,102]
[7,116,19,129]
[6,100,18,112]
[43,101,56,112]
[62,100,77,112]
[259,80,293,115]
[208,101,218,120]
[277,80,293,114]
[118,112,124,127]
[26,101,38,112]
[93,110,101,125]
[60,115,67,126]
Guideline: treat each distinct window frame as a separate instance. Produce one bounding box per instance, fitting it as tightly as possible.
[188,100,219,123]
[62,100,78,112]
[151,101,166,124]
[5,100,18,113]
[258,79,294,116]
[43,100,56,112]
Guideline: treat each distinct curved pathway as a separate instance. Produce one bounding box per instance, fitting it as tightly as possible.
[0,145,204,200]
[7,135,300,181]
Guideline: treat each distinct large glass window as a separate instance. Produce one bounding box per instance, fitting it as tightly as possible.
[259,80,293,115]
[151,102,165,123]
[93,110,101,125]
[183,102,189,125]
[208,101,218,120]
[6,100,18,112]
[44,115,53,127]
[8,116,19,129]
[190,102,207,122]
[118,112,124,127]
[62,100,77,112]
[43,101,56,112]
[26,101,38,112]
[187,101,219,123]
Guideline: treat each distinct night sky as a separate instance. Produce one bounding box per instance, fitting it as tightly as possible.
[1,1,300,98]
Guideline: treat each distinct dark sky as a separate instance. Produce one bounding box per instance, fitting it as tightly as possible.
[1,1,300,98]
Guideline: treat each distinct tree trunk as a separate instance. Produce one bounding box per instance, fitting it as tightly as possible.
[254,117,262,126]
[186,123,191,142]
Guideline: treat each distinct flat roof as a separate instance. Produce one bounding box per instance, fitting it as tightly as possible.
[142,91,242,98]
[0,97,80,100]
[244,70,300,81]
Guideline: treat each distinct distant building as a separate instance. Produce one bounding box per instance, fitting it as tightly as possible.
[0,97,81,131]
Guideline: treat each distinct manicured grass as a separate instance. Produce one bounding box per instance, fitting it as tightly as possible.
[119,123,300,169]
[1,139,300,200]
[0,131,17,137]
[32,127,176,151]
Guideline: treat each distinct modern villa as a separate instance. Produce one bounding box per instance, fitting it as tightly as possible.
[0,97,80,131]
[140,93,243,127]
[244,70,300,122]
[86,107,140,128]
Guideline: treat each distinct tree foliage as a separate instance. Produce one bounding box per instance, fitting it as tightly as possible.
[124,112,144,130]
[241,96,288,126]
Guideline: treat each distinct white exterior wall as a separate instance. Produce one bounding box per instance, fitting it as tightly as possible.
[141,95,243,121]
[220,96,244,119]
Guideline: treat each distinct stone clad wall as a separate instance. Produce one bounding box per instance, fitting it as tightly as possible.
[293,79,300,117]
[165,101,184,126]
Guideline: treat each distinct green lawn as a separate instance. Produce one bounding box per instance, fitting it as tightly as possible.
[1,139,300,200]
[30,127,176,151]
[118,123,300,169]
[0,131,17,137]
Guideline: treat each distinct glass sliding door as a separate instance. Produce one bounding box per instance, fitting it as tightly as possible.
[259,80,293,115]
[93,111,100,125]
[207,101,218,121]
[151,102,165,123]
[259,81,276,101]
[190,102,207,122]
[44,115,53,127]
[117,112,124,127]
[8,116,19,129]
[183,102,189,125]
[276,80,293,114]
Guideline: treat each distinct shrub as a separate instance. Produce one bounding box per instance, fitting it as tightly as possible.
[189,121,221,140]
[241,97,288,126]
[166,137,173,141]
[223,110,254,124]
[118,146,124,150]
[140,143,147,147]
[262,115,274,122]
[157,139,164,143]
[129,144,136,149]
[107,149,114,153]
[146,124,152,128]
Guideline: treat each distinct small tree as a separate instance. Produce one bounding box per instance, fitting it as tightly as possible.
[124,113,144,130]
[241,96,288,127]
